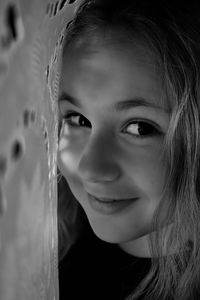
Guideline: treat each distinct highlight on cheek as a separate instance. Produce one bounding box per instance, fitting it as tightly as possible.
[63,123,70,135]
[59,120,77,172]
[58,121,71,151]
[60,152,77,173]
[59,137,69,151]
[59,120,70,139]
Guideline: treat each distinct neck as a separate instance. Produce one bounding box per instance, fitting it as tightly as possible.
[118,223,183,258]
[118,234,152,258]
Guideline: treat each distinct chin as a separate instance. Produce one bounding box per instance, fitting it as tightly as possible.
[87,217,139,244]
[92,229,122,244]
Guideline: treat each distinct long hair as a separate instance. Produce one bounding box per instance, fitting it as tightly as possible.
[58,0,200,299]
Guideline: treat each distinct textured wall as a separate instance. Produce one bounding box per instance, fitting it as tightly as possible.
[0,0,80,299]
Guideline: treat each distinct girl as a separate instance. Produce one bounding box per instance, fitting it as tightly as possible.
[57,0,200,299]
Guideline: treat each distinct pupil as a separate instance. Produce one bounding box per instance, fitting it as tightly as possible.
[80,116,90,127]
[80,116,85,126]
[138,123,152,135]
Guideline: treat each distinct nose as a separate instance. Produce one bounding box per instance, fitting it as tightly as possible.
[78,133,121,183]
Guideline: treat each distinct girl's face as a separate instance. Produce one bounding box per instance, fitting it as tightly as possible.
[58,38,172,257]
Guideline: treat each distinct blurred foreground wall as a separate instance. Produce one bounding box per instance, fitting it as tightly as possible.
[0,0,80,299]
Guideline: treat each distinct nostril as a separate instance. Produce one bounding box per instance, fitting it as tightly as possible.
[78,155,121,183]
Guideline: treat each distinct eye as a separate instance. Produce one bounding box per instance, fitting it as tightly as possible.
[60,110,162,139]
[62,111,91,128]
[123,120,161,138]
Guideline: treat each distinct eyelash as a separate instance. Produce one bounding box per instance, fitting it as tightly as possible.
[61,111,162,139]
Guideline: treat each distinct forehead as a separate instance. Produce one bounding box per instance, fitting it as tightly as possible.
[64,32,158,68]
[63,29,160,72]
[60,36,169,110]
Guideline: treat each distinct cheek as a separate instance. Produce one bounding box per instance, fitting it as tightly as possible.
[57,134,79,176]
[58,122,83,173]
[57,143,83,205]
[124,147,167,198]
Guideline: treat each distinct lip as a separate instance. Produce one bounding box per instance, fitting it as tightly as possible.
[88,194,137,202]
[87,193,139,215]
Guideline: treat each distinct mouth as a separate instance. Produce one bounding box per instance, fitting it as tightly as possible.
[87,193,139,215]
[88,193,138,203]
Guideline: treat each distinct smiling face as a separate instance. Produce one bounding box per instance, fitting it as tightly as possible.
[58,36,172,257]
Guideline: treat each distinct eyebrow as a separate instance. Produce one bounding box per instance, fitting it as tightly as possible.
[58,92,170,113]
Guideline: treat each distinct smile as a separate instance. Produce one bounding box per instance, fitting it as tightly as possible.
[87,193,139,215]
[89,194,138,202]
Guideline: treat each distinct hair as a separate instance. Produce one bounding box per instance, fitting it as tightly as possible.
[57,0,200,299]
